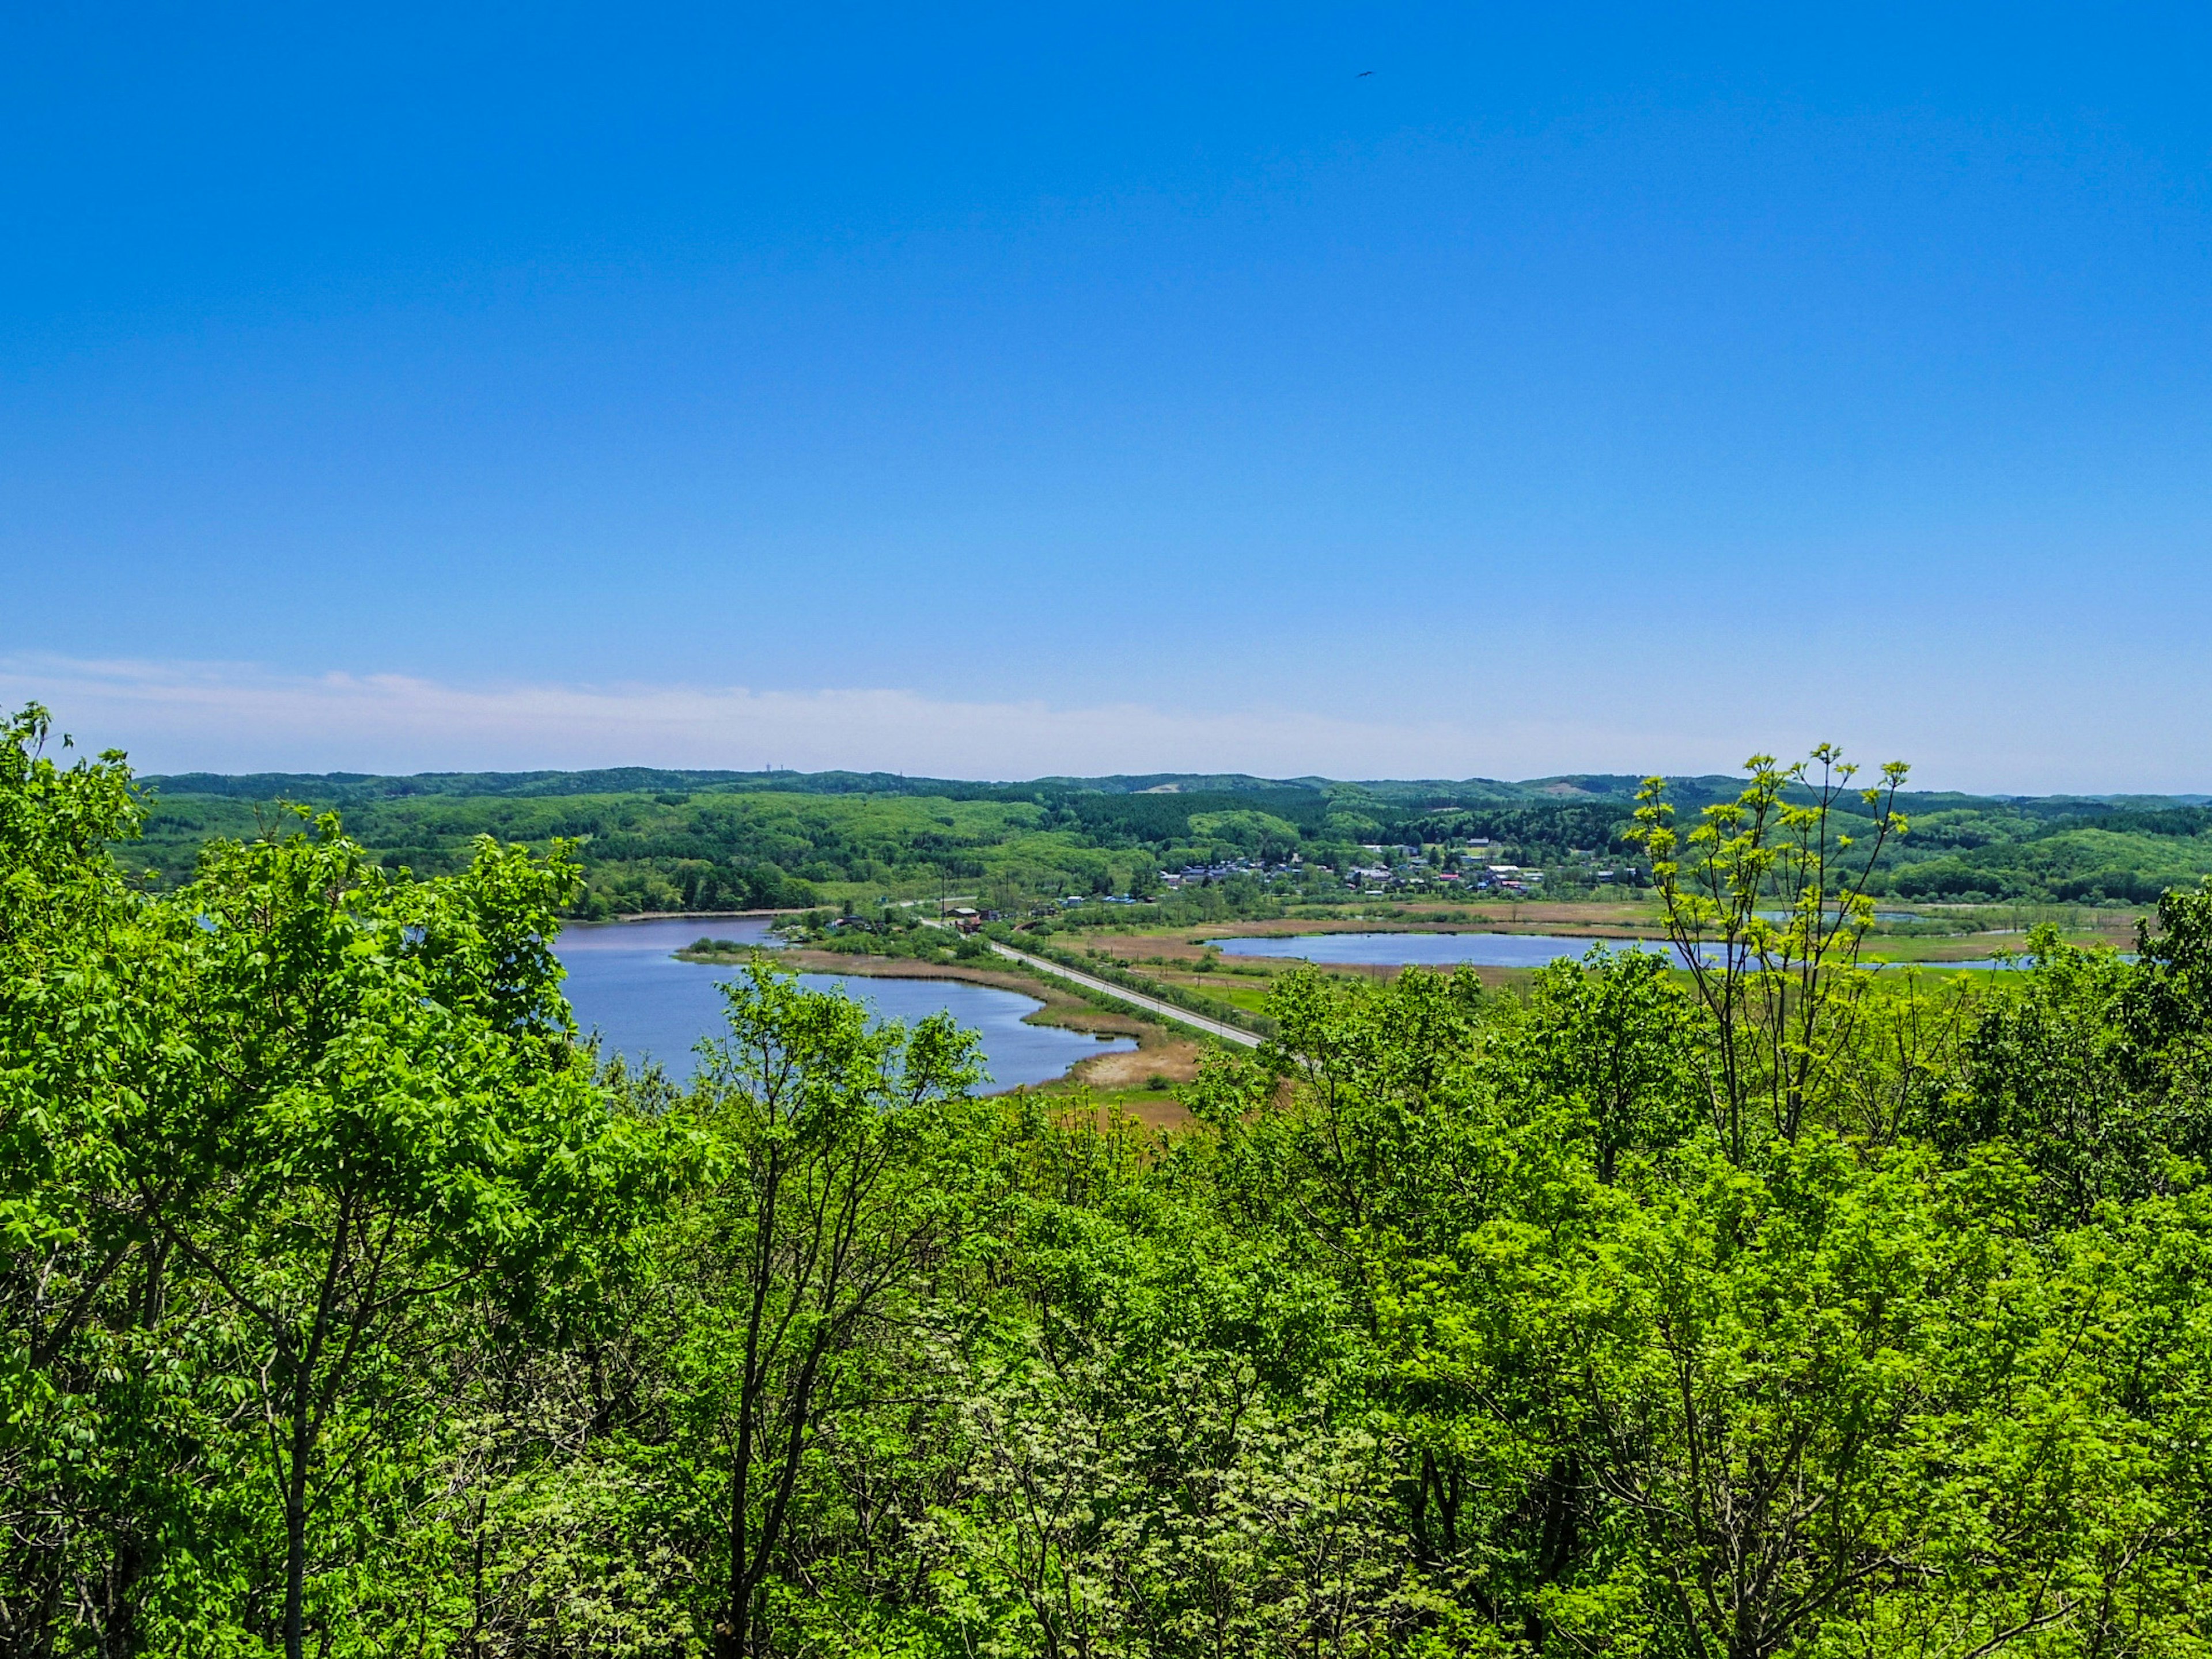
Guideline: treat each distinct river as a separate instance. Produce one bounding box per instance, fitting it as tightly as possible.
[554,917,1134,1087]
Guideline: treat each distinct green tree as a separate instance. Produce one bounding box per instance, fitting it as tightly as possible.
[1508,946,1704,1183]
[661,964,984,1657]
[1629,747,1908,1158]
[129,819,653,1658]
[0,704,173,1652]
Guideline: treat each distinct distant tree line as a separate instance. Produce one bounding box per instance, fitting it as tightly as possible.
[127,766,2212,919]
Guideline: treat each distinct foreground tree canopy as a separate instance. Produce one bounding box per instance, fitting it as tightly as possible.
[7,704,2212,1657]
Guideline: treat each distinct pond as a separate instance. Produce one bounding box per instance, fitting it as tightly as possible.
[554,917,1134,1087]
[1207,931,2049,972]
[1757,910,1922,924]
[1209,931,1688,968]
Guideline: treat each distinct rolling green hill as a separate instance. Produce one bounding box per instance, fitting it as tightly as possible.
[130,767,2212,917]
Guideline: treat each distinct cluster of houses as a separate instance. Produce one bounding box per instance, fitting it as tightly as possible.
[1333,839,1647,895]
[960,838,1648,918]
[1156,855,1302,890]
[1337,840,1547,895]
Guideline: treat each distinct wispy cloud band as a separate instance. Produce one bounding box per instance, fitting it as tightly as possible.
[0,653,1623,781]
[9,652,2180,794]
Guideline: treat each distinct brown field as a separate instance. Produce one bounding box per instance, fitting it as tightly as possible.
[1052,1038,1207,1131]
[1095,1095,1196,1131]
[1073,1040,1205,1090]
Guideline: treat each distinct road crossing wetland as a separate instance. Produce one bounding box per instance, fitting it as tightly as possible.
[554,916,1132,1085]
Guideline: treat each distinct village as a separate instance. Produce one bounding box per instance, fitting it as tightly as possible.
[1150,838,1593,897]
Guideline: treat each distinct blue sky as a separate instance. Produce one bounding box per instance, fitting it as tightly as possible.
[6,3,2210,789]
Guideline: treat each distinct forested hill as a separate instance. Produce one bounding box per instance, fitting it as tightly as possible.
[130,768,1740,917]
[139,765,1722,806]
[132,766,2212,915]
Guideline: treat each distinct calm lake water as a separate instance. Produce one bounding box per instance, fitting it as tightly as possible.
[555,917,1134,1087]
[1209,931,2041,972]
[1211,931,1687,967]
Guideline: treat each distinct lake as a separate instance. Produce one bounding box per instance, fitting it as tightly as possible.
[1209,931,2046,972]
[1210,931,1690,967]
[555,916,1134,1086]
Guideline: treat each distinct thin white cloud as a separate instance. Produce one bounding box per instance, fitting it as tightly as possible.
[2,653,2196,796]
[0,652,1640,781]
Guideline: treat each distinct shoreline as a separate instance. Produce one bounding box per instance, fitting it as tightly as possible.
[1108,910,2135,967]
[675,945,1200,1117]
[563,907,805,925]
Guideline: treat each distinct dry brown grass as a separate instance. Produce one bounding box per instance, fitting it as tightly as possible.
[1073,1040,1203,1090]
[1107,1096,1196,1131]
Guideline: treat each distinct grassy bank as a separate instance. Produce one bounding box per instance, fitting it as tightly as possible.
[673,940,1206,1122]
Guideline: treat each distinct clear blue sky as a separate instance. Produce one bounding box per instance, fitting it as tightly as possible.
[6,3,2209,789]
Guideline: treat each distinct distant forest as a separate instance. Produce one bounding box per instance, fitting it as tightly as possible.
[130,767,2212,916]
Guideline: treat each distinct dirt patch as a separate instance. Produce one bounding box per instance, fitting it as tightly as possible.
[1099,941,1188,965]
[1043,1090,1196,1134]
[1072,1040,1203,1090]
[1109,1096,1195,1131]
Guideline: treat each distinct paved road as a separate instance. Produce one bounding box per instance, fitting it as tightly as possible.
[984,940,1264,1049]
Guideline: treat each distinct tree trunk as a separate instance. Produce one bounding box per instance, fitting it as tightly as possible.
[283,1449,310,1659]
